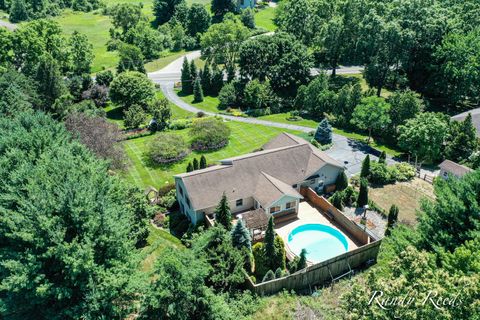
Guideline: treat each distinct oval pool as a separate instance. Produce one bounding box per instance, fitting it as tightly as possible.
[287,224,348,263]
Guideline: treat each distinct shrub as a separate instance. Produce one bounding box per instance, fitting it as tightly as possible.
[262,270,275,282]
[369,161,394,185]
[109,71,155,109]
[168,118,192,130]
[253,242,268,278]
[159,189,177,209]
[218,82,237,109]
[391,162,415,181]
[124,104,146,129]
[330,191,344,210]
[95,70,114,86]
[314,118,332,145]
[147,132,189,164]
[190,117,231,151]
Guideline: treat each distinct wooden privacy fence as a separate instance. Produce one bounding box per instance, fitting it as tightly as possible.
[300,187,378,243]
[246,239,381,296]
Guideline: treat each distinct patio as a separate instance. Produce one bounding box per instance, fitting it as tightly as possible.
[274,201,360,262]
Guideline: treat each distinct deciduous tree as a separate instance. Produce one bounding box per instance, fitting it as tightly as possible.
[351,96,391,144]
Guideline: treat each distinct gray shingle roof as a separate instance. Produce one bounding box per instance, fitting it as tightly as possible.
[175,133,343,211]
[451,108,480,137]
[439,160,473,177]
[254,172,303,208]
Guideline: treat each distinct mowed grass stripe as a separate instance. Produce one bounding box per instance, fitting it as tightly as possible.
[123,121,303,190]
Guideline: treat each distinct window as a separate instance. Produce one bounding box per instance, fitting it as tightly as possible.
[179,185,183,196]
[286,201,296,210]
[292,184,298,189]
[236,199,243,207]
[270,206,281,214]
[185,196,191,209]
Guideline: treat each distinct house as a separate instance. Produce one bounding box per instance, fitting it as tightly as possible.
[238,0,256,10]
[439,160,473,179]
[451,108,480,137]
[174,133,345,225]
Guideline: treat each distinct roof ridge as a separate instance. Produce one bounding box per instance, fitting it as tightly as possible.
[260,172,285,195]
[223,143,308,162]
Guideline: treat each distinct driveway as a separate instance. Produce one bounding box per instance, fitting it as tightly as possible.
[150,53,387,176]
[0,19,17,31]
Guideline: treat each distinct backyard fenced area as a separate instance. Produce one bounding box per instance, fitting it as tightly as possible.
[246,239,381,296]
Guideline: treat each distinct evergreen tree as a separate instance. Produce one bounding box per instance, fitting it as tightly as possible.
[357,178,369,208]
[186,161,193,172]
[274,267,283,279]
[385,204,399,236]
[193,157,199,170]
[314,118,332,145]
[193,77,204,102]
[9,0,28,23]
[35,54,67,112]
[264,216,275,261]
[211,66,224,96]
[190,60,197,85]
[445,114,478,162]
[335,171,348,191]
[330,191,344,210]
[297,248,307,270]
[360,155,371,178]
[201,62,212,95]
[181,57,192,94]
[200,155,207,169]
[262,269,275,282]
[231,219,251,250]
[272,235,286,271]
[378,151,387,164]
[215,192,232,230]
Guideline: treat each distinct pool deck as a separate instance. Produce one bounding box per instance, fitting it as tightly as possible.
[275,201,360,263]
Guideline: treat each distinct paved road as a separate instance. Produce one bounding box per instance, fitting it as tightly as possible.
[0,19,17,31]
[150,53,386,176]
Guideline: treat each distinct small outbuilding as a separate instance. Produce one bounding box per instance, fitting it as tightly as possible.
[439,160,473,179]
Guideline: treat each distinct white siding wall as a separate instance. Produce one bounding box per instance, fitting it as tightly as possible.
[266,195,300,215]
[300,165,343,192]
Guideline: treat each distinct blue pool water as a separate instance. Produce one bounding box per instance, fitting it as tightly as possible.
[287,224,348,263]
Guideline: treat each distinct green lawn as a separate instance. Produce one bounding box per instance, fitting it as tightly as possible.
[254,6,276,31]
[55,10,118,73]
[145,50,187,72]
[123,121,303,189]
[176,90,222,113]
[140,224,183,271]
[258,113,318,129]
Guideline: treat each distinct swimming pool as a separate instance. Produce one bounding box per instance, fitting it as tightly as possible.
[287,224,348,263]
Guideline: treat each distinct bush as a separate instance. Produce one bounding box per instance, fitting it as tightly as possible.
[253,242,268,278]
[159,189,177,209]
[369,161,395,185]
[391,162,416,181]
[147,132,190,164]
[262,270,275,282]
[168,118,192,130]
[109,71,155,109]
[96,70,114,86]
[124,104,146,129]
[218,82,237,110]
[190,117,231,151]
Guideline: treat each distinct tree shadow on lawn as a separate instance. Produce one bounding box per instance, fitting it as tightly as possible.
[106,105,124,121]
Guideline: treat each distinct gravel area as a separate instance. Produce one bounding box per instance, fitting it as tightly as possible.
[342,206,387,239]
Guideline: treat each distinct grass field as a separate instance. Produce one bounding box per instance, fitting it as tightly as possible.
[254,6,276,31]
[123,121,303,189]
[140,224,183,271]
[176,90,222,113]
[55,10,118,73]
[369,178,435,225]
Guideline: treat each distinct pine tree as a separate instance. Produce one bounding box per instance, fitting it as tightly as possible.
[264,216,275,261]
[231,219,251,250]
[385,204,399,236]
[297,248,307,270]
[201,62,212,95]
[186,161,193,172]
[193,77,204,102]
[215,192,232,230]
[357,178,369,208]
[200,155,207,169]
[181,57,192,94]
[378,151,387,164]
[193,158,199,170]
[314,118,332,145]
[9,0,28,23]
[274,267,283,278]
[335,171,348,191]
[190,60,197,86]
[360,155,371,178]
[211,66,224,96]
